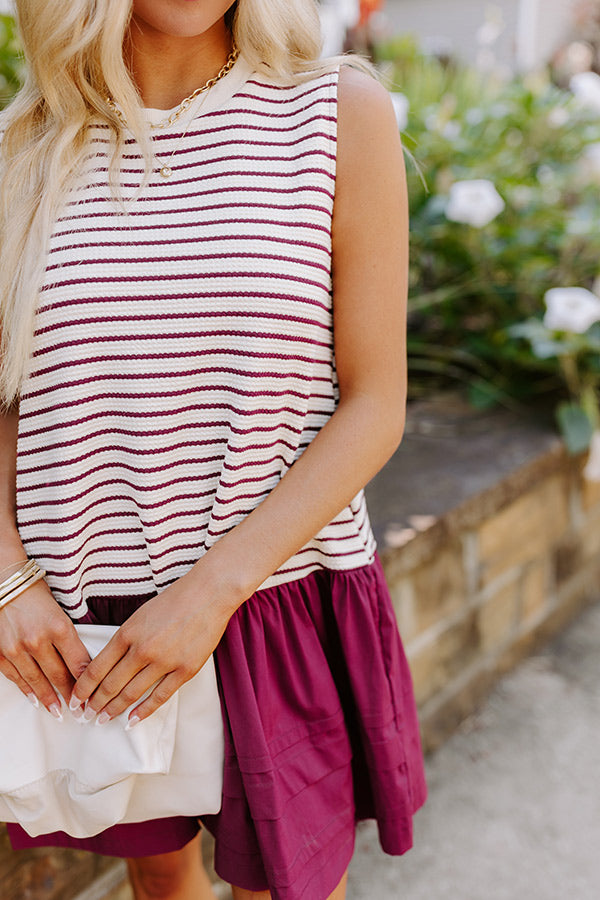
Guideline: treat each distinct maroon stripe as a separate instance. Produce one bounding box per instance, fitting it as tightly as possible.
[115,145,336,169]
[116,114,337,143]
[51,231,331,258]
[144,524,206,547]
[16,441,226,476]
[87,128,335,152]
[18,456,226,490]
[58,574,156,595]
[47,557,149,581]
[17,477,218,511]
[18,513,141,543]
[17,422,301,461]
[26,347,328,384]
[34,309,331,337]
[244,77,331,95]
[41,268,330,295]
[19,402,308,438]
[18,491,215,527]
[31,327,331,359]
[38,287,331,317]
[64,166,335,205]
[22,367,330,403]
[42,542,146,563]
[56,203,332,227]
[20,385,327,424]
[60,183,334,215]
[44,250,331,277]
[232,83,330,106]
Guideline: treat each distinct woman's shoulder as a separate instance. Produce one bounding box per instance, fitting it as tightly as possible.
[336,63,398,142]
[335,63,402,187]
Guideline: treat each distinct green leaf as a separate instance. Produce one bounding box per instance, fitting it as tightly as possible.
[556,402,594,454]
[467,380,501,410]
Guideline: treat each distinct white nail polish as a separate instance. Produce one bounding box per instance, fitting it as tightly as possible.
[96,711,111,726]
[26,693,40,709]
[82,705,96,722]
[125,715,140,731]
[69,695,82,712]
[49,703,63,722]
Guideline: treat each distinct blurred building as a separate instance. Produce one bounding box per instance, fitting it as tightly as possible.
[384,0,579,71]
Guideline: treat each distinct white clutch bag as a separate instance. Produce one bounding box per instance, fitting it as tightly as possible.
[0,624,225,838]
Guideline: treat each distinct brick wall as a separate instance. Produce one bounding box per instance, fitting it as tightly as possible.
[383,438,600,751]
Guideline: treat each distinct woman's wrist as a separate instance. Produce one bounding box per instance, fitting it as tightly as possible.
[0,527,29,563]
[186,541,258,618]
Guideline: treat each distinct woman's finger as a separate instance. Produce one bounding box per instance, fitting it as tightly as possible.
[0,657,39,707]
[3,649,63,717]
[33,641,81,704]
[127,671,183,727]
[70,630,130,710]
[51,620,91,681]
[95,664,165,723]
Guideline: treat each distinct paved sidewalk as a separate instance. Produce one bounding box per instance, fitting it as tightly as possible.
[347,599,600,900]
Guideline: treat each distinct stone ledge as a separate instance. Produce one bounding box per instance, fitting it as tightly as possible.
[366,392,600,752]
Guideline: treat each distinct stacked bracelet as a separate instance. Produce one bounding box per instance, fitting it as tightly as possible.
[0,559,46,612]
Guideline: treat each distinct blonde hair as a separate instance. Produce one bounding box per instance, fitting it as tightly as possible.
[0,0,374,406]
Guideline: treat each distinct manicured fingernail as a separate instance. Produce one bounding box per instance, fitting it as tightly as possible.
[49,703,63,721]
[82,705,96,722]
[96,711,111,726]
[26,693,39,709]
[69,695,82,712]
[125,715,140,731]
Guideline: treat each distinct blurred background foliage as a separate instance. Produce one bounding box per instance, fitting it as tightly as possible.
[0,14,23,107]
[2,6,600,442]
[376,35,600,414]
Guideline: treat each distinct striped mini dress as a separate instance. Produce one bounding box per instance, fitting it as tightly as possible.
[8,54,427,900]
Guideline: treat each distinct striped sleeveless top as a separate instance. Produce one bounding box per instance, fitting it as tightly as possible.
[16,54,377,618]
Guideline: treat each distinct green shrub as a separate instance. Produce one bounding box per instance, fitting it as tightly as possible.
[377,37,600,419]
[0,14,24,108]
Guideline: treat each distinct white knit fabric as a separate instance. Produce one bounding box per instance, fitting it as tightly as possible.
[16,54,377,618]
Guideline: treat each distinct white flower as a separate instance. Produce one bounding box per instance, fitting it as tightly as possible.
[548,105,570,128]
[442,121,461,141]
[543,287,600,333]
[583,431,600,481]
[510,185,534,209]
[389,92,409,131]
[578,142,600,182]
[570,71,600,113]
[445,179,505,228]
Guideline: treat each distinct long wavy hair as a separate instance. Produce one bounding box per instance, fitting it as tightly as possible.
[0,0,373,407]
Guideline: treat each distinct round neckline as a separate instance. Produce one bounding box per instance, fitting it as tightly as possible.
[142,53,254,128]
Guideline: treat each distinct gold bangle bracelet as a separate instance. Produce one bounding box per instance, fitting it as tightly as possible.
[0,570,46,612]
[0,560,39,601]
[0,558,28,583]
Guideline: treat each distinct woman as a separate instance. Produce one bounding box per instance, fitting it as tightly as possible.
[0,1,426,898]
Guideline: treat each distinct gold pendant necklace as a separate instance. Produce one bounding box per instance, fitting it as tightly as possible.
[107,45,239,180]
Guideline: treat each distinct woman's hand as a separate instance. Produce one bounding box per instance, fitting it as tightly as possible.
[0,580,91,717]
[70,568,232,726]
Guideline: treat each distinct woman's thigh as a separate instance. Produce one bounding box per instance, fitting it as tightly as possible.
[127,832,217,900]
[231,870,348,900]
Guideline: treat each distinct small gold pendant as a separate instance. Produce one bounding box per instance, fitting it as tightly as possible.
[159,166,173,179]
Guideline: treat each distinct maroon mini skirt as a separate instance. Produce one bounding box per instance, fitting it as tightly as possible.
[8,554,427,900]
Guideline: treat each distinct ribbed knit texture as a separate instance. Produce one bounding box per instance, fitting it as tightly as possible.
[16,55,377,618]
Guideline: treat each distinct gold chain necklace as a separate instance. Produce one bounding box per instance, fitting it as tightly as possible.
[107,45,239,179]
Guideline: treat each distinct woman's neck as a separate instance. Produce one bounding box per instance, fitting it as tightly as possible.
[127,17,233,110]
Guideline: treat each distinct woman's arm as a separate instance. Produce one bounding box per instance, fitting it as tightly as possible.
[72,66,408,724]
[0,405,90,714]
